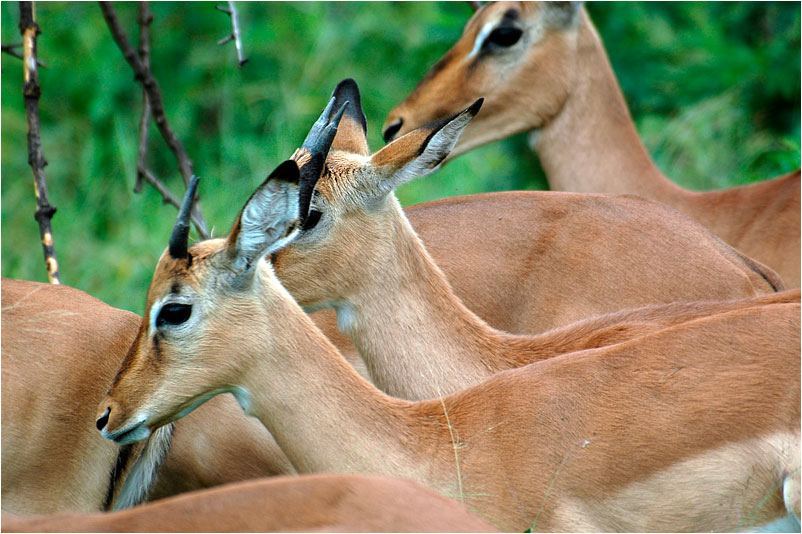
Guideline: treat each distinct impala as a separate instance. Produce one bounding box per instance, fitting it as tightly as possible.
[96,154,800,532]
[384,1,801,287]
[272,79,788,399]
[1,278,292,515]
[1,278,151,514]
[2,474,495,533]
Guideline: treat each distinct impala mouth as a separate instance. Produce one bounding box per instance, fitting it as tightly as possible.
[103,419,151,445]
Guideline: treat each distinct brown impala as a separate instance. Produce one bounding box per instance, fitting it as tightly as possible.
[385,2,801,287]
[271,79,792,401]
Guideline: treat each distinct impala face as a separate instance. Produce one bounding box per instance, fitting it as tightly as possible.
[96,161,311,445]
[273,79,482,312]
[383,1,581,158]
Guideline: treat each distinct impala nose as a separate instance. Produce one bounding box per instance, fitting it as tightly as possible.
[382,118,403,143]
[96,406,110,431]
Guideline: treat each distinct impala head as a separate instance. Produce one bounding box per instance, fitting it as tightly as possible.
[272,78,482,309]
[383,1,582,159]
[95,101,347,445]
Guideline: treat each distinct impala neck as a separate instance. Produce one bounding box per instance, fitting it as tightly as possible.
[234,268,428,479]
[335,196,517,400]
[534,12,683,201]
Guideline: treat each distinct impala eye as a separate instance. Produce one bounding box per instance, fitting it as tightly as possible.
[302,209,323,231]
[156,303,192,327]
[485,26,522,48]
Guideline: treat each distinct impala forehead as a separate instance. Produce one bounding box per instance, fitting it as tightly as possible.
[298,151,370,203]
[464,2,525,33]
[463,2,545,40]
[144,241,223,330]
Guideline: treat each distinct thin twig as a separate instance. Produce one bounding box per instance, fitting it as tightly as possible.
[134,2,152,193]
[20,1,60,284]
[132,4,204,236]
[216,2,247,67]
[139,169,208,233]
[98,1,209,239]
[2,42,47,67]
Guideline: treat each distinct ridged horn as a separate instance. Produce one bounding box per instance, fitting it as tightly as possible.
[298,100,349,221]
[168,175,200,259]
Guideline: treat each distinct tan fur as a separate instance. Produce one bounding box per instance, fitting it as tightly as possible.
[1,474,495,533]
[271,103,785,399]
[1,279,139,514]
[1,278,295,515]
[99,243,801,531]
[385,1,801,287]
[16,177,785,509]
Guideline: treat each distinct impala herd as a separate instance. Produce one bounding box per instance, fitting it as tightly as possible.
[3,2,800,532]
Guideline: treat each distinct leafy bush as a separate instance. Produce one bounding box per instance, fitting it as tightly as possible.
[2,2,798,310]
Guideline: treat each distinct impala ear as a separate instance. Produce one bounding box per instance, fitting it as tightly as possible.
[368,98,483,194]
[226,160,302,274]
[330,78,369,156]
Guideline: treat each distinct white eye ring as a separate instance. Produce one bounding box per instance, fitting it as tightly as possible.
[149,299,165,337]
[466,21,497,60]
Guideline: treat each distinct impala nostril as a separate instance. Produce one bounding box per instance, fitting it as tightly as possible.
[96,406,110,431]
[382,118,403,143]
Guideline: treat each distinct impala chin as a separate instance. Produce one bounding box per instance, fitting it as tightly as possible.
[104,418,152,445]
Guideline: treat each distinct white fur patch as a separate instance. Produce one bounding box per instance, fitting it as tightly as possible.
[466,21,496,60]
[148,298,164,337]
[113,424,174,510]
[230,386,253,415]
[334,302,357,334]
[235,179,300,271]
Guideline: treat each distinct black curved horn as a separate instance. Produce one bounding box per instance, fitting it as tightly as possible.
[169,175,200,259]
[302,98,349,155]
[298,101,349,221]
[301,96,335,152]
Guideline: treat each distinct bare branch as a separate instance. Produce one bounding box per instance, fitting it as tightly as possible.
[134,2,153,194]
[99,1,209,239]
[216,1,248,67]
[139,168,208,233]
[20,1,60,284]
[2,42,47,67]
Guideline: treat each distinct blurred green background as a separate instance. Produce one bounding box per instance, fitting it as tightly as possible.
[2,2,799,312]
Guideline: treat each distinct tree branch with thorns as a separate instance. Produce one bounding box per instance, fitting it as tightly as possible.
[216,1,248,67]
[20,1,60,284]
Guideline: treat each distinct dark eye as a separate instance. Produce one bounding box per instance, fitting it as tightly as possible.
[302,209,322,231]
[485,26,522,48]
[157,303,192,327]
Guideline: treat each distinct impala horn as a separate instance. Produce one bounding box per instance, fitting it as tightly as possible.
[468,1,482,12]
[298,96,349,222]
[168,175,200,260]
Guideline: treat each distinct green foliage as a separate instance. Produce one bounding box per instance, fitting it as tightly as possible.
[2,2,799,311]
